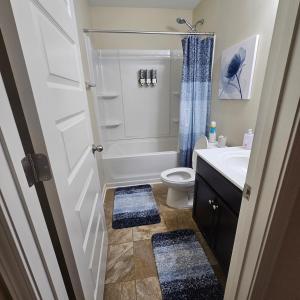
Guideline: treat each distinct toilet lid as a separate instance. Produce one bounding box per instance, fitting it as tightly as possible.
[192,136,208,169]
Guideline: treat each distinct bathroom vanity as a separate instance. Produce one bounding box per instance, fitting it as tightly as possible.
[193,147,250,275]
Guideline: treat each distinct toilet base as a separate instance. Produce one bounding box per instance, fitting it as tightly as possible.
[166,187,194,209]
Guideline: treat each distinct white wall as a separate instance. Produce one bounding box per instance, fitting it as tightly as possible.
[193,0,279,145]
[89,7,193,49]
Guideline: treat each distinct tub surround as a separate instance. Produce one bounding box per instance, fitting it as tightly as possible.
[96,49,183,185]
[96,49,182,144]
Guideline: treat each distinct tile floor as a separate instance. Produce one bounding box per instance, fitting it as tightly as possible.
[103,183,226,300]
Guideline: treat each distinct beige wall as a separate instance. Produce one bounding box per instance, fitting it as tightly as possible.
[193,0,279,145]
[89,7,193,49]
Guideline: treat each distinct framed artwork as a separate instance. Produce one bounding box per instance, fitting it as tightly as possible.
[218,35,259,100]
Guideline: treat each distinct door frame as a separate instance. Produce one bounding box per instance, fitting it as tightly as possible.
[225,0,300,299]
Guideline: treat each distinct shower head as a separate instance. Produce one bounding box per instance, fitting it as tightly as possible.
[176,17,204,32]
[176,17,194,31]
[176,18,186,24]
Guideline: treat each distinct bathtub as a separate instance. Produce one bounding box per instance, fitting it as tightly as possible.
[102,138,178,187]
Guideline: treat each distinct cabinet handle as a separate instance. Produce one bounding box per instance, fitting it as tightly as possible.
[212,204,219,210]
[208,199,214,205]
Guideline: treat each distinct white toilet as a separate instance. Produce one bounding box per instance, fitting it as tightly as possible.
[161,136,216,208]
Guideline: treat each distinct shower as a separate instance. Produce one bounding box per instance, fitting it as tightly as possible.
[176,17,204,32]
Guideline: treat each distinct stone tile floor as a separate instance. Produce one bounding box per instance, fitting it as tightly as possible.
[103,184,226,300]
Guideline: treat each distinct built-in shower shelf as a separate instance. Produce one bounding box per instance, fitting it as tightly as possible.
[172,118,179,123]
[101,121,122,128]
[98,93,120,100]
[172,91,180,96]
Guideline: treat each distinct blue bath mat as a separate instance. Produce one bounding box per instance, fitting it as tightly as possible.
[112,185,161,229]
[152,229,224,300]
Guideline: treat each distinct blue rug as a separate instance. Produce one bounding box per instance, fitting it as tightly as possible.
[152,229,224,300]
[112,185,160,229]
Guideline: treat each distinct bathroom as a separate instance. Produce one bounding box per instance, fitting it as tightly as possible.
[0,0,299,299]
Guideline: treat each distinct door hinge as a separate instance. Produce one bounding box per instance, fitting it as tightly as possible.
[21,153,52,187]
[243,183,252,201]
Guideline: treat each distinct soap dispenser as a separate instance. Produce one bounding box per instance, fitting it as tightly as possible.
[151,69,157,86]
[139,69,146,86]
[243,129,254,150]
[146,70,151,86]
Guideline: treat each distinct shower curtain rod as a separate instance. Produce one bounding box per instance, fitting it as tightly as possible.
[83,29,215,36]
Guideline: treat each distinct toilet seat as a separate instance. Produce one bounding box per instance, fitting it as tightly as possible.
[161,167,195,185]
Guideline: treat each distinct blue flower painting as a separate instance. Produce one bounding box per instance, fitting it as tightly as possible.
[219,35,259,100]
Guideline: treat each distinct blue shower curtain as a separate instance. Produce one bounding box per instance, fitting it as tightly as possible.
[179,36,214,167]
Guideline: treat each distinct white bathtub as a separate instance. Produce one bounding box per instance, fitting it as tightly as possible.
[102,138,178,186]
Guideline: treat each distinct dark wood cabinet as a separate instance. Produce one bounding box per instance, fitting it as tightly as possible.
[214,199,238,273]
[194,174,218,247]
[193,157,242,275]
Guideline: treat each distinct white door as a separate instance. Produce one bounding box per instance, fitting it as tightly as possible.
[8,0,107,299]
[0,74,68,299]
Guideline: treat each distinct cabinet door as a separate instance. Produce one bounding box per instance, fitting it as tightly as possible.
[193,175,218,247]
[214,200,238,274]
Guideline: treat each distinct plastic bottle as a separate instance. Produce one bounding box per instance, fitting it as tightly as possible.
[243,129,254,150]
[209,121,217,143]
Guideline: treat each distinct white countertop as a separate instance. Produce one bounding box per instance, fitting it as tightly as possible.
[196,147,251,190]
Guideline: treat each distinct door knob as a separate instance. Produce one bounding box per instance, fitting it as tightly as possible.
[92,144,103,154]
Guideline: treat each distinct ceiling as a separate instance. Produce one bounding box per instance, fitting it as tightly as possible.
[88,0,201,9]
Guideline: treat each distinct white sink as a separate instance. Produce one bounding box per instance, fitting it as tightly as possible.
[221,151,249,175]
[196,147,251,190]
